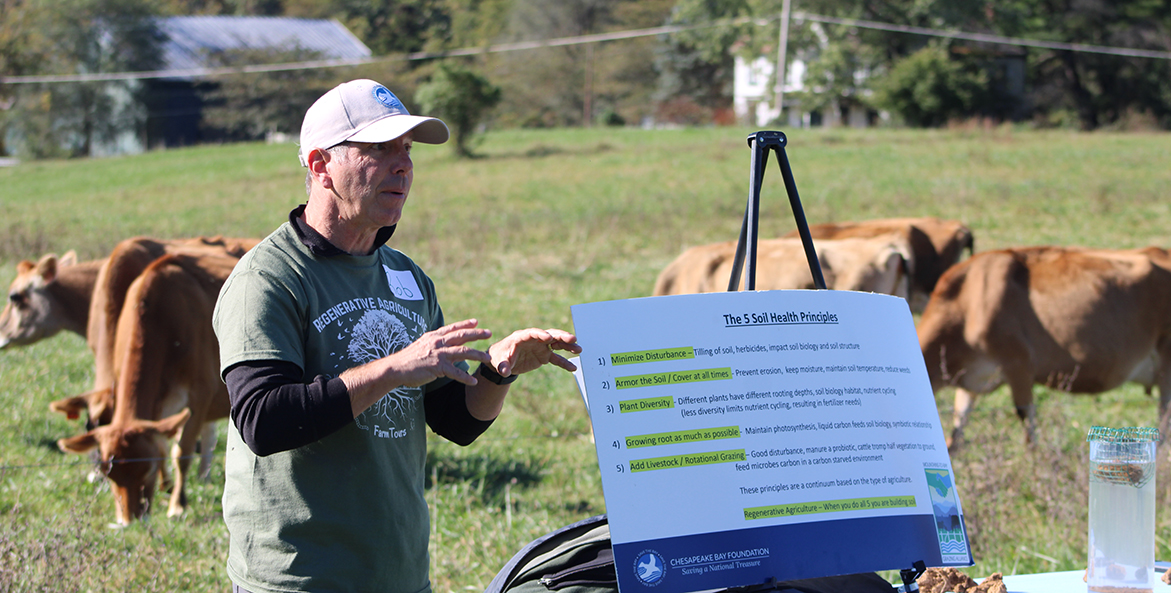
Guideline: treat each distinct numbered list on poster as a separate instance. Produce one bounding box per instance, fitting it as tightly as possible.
[571,290,970,593]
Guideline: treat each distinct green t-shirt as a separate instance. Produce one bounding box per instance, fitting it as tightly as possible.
[213,223,455,593]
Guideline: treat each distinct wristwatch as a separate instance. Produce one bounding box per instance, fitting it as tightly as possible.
[479,362,518,385]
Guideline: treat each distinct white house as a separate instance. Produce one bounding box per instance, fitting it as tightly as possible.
[734,54,875,128]
[734,55,801,127]
[734,31,1028,129]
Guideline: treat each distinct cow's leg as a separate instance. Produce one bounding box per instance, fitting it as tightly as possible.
[1007,374,1036,446]
[1157,360,1171,447]
[198,422,217,480]
[167,422,200,518]
[1159,397,1171,448]
[947,388,978,451]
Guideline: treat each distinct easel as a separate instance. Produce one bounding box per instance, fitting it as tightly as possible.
[727,131,928,593]
[726,131,826,292]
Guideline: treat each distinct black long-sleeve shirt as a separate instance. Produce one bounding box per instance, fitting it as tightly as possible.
[224,360,491,456]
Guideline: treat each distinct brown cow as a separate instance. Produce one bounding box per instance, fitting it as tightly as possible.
[653,235,912,300]
[918,246,1171,450]
[48,236,256,478]
[58,253,236,524]
[0,251,102,348]
[76,238,256,417]
[784,217,974,312]
[1,237,255,353]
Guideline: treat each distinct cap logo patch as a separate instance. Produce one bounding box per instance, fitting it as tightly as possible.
[372,85,405,113]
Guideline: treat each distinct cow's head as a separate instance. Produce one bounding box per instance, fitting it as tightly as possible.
[50,388,115,430]
[0,251,77,349]
[58,408,190,526]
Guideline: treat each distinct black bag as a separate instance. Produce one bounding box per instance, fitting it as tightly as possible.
[484,515,896,593]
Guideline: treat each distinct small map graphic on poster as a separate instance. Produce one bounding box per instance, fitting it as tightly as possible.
[925,467,970,564]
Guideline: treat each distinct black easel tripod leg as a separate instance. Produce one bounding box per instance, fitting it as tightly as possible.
[727,139,769,292]
[774,146,827,290]
[727,131,826,292]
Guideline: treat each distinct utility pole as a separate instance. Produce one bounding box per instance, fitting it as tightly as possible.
[584,43,594,127]
[774,0,792,124]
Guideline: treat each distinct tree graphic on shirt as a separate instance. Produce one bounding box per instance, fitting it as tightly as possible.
[349,309,417,431]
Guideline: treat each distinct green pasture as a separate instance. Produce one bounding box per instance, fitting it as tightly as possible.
[1,126,1169,590]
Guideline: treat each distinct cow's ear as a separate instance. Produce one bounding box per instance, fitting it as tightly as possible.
[49,396,88,421]
[150,408,192,440]
[58,250,78,268]
[58,432,98,454]
[34,254,58,283]
[50,389,110,421]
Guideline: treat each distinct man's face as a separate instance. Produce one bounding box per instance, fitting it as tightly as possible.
[326,133,414,230]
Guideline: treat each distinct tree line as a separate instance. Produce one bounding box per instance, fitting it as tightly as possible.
[1,0,1169,159]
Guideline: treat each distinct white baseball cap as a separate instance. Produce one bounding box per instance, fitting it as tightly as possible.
[297,79,449,166]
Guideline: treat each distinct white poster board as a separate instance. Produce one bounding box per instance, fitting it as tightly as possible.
[570,290,970,593]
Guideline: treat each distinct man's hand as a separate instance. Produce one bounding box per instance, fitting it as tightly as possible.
[390,319,495,387]
[486,328,582,378]
[342,319,493,417]
[460,326,581,422]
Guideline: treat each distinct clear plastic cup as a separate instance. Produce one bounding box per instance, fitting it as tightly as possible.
[1087,426,1158,593]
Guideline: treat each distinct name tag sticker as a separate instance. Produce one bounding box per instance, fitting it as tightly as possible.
[383,266,424,301]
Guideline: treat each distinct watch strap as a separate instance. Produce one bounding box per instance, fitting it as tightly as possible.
[479,362,518,385]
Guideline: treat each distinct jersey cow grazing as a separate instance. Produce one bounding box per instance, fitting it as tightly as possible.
[58,253,236,525]
[2,236,254,356]
[653,235,912,300]
[1,251,102,349]
[918,246,1171,450]
[784,217,974,312]
[86,236,257,404]
[47,236,256,479]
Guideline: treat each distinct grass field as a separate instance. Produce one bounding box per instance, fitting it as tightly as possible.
[1,125,1170,591]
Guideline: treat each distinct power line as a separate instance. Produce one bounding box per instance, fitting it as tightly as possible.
[0,19,738,85]
[2,12,1167,85]
[798,12,1171,60]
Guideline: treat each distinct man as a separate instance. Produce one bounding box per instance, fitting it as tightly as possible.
[213,79,581,593]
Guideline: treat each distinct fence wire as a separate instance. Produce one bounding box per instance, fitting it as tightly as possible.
[0,430,593,474]
[2,11,1167,85]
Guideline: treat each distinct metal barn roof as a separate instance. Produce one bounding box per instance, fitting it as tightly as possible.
[158,16,372,72]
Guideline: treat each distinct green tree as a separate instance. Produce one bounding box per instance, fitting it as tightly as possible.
[415,61,501,157]
[784,0,1171,129]
[199,47,340,142]
[871,44,989,127]
[4,0,164,158]
[655,0,1018,126]
[432,0,512,49]
[652,0,753,123]
[490,0,635,127]
[284,0,451,56]
[155,0,283,15]
[785,21,885,125]
[651,0,744,124]
[586,0,675,126]
[0,0,47,156]
[989,0,1171,130]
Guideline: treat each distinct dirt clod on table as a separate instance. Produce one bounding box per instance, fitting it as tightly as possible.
[916,567,1007,593]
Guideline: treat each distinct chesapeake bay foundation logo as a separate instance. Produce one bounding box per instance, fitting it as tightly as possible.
[633,550,666,586]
